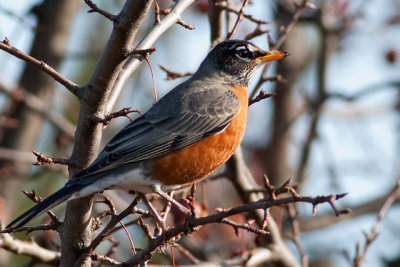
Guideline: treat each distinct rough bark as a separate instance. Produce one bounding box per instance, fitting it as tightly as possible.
[60,1,153,266]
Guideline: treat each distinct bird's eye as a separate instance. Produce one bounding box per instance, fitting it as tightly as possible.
[237,50,250,58]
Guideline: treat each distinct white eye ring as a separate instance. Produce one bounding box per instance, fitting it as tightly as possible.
[235,53,251,62]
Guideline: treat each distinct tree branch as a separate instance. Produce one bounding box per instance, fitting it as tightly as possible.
[353,178,400,267]
[122,176,347,266]
[0,39,82,98]
[105,0,196,115]
[0,231,60,265]
[83,0,117,21]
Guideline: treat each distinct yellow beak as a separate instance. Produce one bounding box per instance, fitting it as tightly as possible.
[255,51,289,64]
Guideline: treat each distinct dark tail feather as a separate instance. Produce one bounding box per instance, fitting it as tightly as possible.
[5,183,81,230]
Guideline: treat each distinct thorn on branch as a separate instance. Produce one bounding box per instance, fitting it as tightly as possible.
[154,3,161,24]
[177,19,196,30]
[32,151,70,166]
[248,90,276,106]
[84,0,117,22]
[2,37,10,45]
[312,193,350,216]
[220,218,269,236]
[159,65,193,80]
[263,175,276,200]
[160,8,172,15]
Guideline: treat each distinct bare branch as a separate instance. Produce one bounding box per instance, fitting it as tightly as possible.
[0,39,81,97]
[21,190,61,227]
[227,0,250,40]
[248,90,276,106]
[250,0,311,99]
[122,179,348,265]
[220,218,269,236]
[177,19,196,30]
[159,65,193,80]
[353,178,400,267]
[91,253,121,265]
[0,232,60,265]
[105,0,196,115]
[32,151,70,166]
[87,197,141,253]
[94,107,142,126]
[216,3,269,25]
[83,0,117,21]
[287,204,309,267]
[245,24,269,40]
[2,223,59,234]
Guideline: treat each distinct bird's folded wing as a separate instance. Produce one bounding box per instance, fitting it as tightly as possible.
[78,87,240,177]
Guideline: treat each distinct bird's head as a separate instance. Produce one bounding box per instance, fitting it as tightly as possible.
[197,40,289,86]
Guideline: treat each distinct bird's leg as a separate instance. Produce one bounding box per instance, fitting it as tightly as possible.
[136,192,164,228]
[151,184,191,215]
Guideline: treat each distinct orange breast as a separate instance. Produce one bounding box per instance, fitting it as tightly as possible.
[152,86,248,186]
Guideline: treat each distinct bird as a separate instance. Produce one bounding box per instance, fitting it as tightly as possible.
[5,40,288,230]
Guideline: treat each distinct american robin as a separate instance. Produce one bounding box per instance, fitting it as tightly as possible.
[5,40,288,229]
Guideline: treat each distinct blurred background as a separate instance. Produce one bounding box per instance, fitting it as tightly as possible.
[0,0,399,266]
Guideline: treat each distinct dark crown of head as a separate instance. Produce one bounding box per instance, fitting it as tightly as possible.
[198,40,266,86]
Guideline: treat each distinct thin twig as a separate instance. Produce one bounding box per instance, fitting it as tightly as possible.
[287,203,309,267]
[91,253,121,265]
[0,39,82,97]
[353,178,400,267]
[177,19,196,30]
[87,197,141,252]
[32,151,70,166]
[227,0,250,40]
[159,65,193,80]
[245,24,269,40]
[22,190,61,226]
[248,90,276,106]
[94,107,142,126]
[250,0,311,99]
[83,0,117,21]
[175,244,200,264]
[215,3,269,25]
[220,218,269,236]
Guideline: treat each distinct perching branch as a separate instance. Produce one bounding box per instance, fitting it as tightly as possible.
[122,177,348,265]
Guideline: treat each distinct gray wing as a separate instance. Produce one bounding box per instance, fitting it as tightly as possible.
[79,85,240,177]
